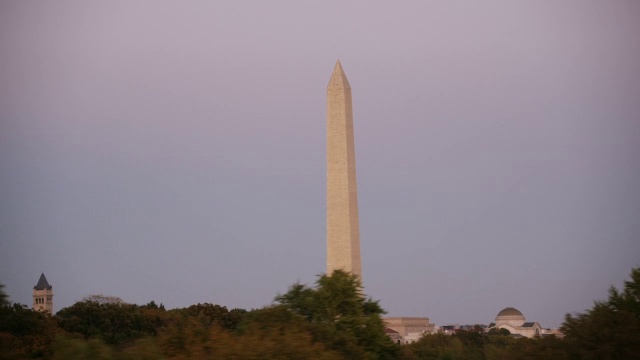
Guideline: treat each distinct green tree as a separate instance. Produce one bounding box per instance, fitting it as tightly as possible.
[275,270,399,359]
[56,297,161,346]
[499,336,569,360]
[0,287,56,359]
[402,332,466,360]
[176,302,246,331]
[224,306,340,359]
[562,267,640,359]
[52,335,114,360]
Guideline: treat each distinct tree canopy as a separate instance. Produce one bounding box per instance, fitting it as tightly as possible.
[562,267,640,359]
[1,267,639,359]
[275,270,399,359]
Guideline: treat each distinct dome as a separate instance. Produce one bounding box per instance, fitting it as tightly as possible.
[495,307,526,328]
[496,307,524,318]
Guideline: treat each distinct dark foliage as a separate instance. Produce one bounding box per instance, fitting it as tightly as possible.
[0,267,638,359]
[0,300,56,358]
[562,267,640,359]
[55,298,163,346]
[276,270,399,359]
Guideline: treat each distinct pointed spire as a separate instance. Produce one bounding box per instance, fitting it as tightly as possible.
[34,273,52,290]
[327,59,351,90]
[326,59,361,279]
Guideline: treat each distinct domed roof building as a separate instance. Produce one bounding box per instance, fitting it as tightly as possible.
[488,307,542,338]
[495,307,526,328]
[496,307,524,317]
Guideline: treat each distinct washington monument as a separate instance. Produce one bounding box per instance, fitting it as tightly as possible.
[326,60,362,278]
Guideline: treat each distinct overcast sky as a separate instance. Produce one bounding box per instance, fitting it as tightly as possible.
[1,1,639,328]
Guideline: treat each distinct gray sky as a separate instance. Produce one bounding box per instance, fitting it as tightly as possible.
[1,1,639,328]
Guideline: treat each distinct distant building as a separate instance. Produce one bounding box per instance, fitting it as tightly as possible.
[383,317,436,343]
[440,324,458,335]
[385,327,403,344]
[541,327,565,338]
[33,273,53,314]
[439,324,487,335]
[487,307,542,338]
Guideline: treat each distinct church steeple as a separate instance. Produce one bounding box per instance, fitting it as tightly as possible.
[33,273,53,313]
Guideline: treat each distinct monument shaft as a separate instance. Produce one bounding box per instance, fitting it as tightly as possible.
[326,61,361,278]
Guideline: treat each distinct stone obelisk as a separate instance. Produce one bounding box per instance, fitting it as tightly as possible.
[326,60,362,278]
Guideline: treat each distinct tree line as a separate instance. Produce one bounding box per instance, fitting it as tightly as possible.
[1,268,638,359]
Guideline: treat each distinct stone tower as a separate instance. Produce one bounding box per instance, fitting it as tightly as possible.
[33,273,53,313]
[326,60,362,278]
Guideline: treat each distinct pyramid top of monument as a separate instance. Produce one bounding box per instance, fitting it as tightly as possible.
[34,273,52,290]
[327,60,351,89]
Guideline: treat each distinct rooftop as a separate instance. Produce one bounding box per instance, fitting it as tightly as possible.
[496,307,524,318]
[34,273,52,290]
